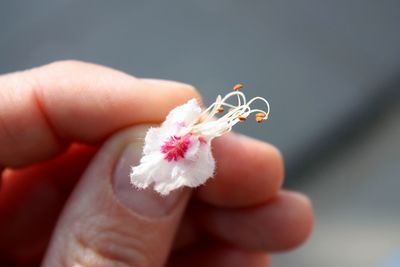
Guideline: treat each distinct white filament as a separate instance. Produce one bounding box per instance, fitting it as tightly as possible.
[190,91,270,137]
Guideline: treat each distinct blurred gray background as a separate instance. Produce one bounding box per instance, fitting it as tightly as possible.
[1,1,400,266]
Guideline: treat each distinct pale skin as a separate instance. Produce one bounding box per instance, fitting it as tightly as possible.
[0,61,314,267]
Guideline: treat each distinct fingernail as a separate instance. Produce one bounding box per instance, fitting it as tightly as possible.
[140,78,192,88]
[112,142,184,217]
[140,79,200,100]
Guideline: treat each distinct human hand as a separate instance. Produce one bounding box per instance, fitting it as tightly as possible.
[0,61,313,267]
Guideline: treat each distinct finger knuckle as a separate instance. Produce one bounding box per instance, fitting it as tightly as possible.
[64,217,155,267]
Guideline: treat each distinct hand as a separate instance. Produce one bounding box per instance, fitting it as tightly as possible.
[0,61,313,267]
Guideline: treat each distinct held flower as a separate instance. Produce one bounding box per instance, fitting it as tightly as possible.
[130,84,270,195]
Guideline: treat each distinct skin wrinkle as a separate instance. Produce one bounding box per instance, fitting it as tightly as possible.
[56,144,171,266]
[0,113,16,158]
[72,233,132,267]
[66,213,145,267]
[0,79,21,166]
[28,63,89,142]
[0,71,63,167]
[27,70,66,152]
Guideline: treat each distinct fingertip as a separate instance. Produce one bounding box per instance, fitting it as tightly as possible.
[196,133,284,207]
[194,190,314,252]
[140,78,202,106]
[274,191,314,251]
[280,191,314,250]
[168,245,269,267]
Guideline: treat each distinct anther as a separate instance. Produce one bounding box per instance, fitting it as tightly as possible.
[238,115,247,122]
[217,107,224,113]
[233,83,243,91]
[256,112,266,118]
[256,117,264,123]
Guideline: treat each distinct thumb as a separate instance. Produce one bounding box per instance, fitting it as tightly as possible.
[42,125,191,267]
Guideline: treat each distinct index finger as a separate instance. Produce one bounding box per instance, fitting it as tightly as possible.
[0,60,200,168]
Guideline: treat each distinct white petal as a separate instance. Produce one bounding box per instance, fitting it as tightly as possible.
[130,153,163,188]
[183,137,201,161]
[164,99,201,127]
[152,164,188,195]
[130,98,216,195]
[152,142,215,195]
[141,99,201,155]
[180,142,215,187]
[154,170,186,195]
[143,127,164,154]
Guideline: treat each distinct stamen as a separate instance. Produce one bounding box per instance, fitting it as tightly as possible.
[256,116,264,123]
[131,85,271,196]
[256,112,266,118]
[233,83,243,91]
[189,84,270,137]
[238,115,247,122]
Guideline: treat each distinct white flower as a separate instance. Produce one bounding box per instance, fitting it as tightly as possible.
[130,84,270,195]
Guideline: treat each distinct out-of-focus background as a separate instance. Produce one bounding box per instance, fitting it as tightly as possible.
[1,1,399,266]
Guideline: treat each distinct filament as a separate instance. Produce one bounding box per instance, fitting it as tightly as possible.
[190,88,270,137]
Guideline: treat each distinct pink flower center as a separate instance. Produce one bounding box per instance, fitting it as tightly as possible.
[161,134,192,162]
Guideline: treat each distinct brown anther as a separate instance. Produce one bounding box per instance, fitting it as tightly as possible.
[238,115,247,122]
[217,107,224,113]
[233,83,243,91]
[256,117,264,123]
[256,112,266,118]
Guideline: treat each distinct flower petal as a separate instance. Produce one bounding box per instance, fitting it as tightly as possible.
[181,142,215,187]
[183,137,201,161]
[130,98,216,195]
[164,98,201,127]
[130,153,163,188]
